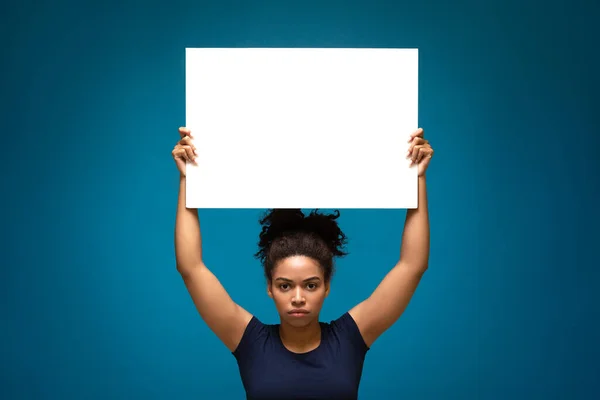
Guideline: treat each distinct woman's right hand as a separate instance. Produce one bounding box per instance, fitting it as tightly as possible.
[172,127,197,177]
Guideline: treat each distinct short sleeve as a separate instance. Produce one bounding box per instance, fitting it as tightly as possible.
[330,312,370,354]
[232,316,269,360]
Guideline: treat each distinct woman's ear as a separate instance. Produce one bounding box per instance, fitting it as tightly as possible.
[266,280,273,298]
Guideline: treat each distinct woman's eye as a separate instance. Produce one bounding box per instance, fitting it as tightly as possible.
[307,283,317,290]
[280,284,289,290]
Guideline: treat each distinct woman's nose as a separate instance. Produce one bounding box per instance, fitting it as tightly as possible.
[292,288,305,303]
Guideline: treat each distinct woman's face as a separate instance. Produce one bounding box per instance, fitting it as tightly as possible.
[268,255,329,327]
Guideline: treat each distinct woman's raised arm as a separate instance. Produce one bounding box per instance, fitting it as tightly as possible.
[349,128,434,347]
[173,127,253,352]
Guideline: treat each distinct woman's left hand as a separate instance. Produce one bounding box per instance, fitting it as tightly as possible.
[407,128,434,177]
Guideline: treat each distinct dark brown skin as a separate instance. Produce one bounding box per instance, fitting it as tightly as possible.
[173,126,433,352]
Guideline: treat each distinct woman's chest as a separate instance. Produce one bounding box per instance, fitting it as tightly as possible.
[240,350,362,400]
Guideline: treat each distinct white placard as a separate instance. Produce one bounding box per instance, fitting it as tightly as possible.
[185,47,419,209]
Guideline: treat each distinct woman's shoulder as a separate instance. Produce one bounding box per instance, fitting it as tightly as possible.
[321,312,370,352]
[231,315,278,358]
[321,311,358,329]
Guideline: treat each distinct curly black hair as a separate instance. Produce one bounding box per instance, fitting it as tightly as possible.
[254,208,348,283]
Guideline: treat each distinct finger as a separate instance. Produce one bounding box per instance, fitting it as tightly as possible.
[173,147,193,163]
[172,148,187,162]
[413,144,432,163]
[420,148,434,164]
[411,147,420,164]
[182,145,195,161]
[416,147,429,164]
[410,144,424,164]
[414,148,423,165]
[411,143,427,159]
[179,127,192,139]
[180,136,197,153]
[174,148,189,162]
[407,137,427,155]
[407,127,424,143]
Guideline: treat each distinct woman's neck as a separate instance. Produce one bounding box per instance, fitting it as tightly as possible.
[279,319,322,353]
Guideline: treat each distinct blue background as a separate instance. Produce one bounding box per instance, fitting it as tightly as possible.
[3,0,599,399]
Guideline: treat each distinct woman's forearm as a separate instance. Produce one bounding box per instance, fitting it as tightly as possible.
[175,175,203,273]
[398,175,430,271]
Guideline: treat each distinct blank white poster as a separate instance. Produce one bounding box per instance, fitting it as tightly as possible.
[185,47,419,209]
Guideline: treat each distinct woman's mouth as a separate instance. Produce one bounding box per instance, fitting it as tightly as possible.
[288,309,309,317]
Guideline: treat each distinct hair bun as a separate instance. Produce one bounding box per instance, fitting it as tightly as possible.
[257,208,348,258]
[302,209,347,257]
[259,208,305,236]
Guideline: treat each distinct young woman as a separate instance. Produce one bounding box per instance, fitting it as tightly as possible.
[172,127,434,399]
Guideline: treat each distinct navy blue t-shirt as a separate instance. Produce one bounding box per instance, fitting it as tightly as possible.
[232,312,370,400]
